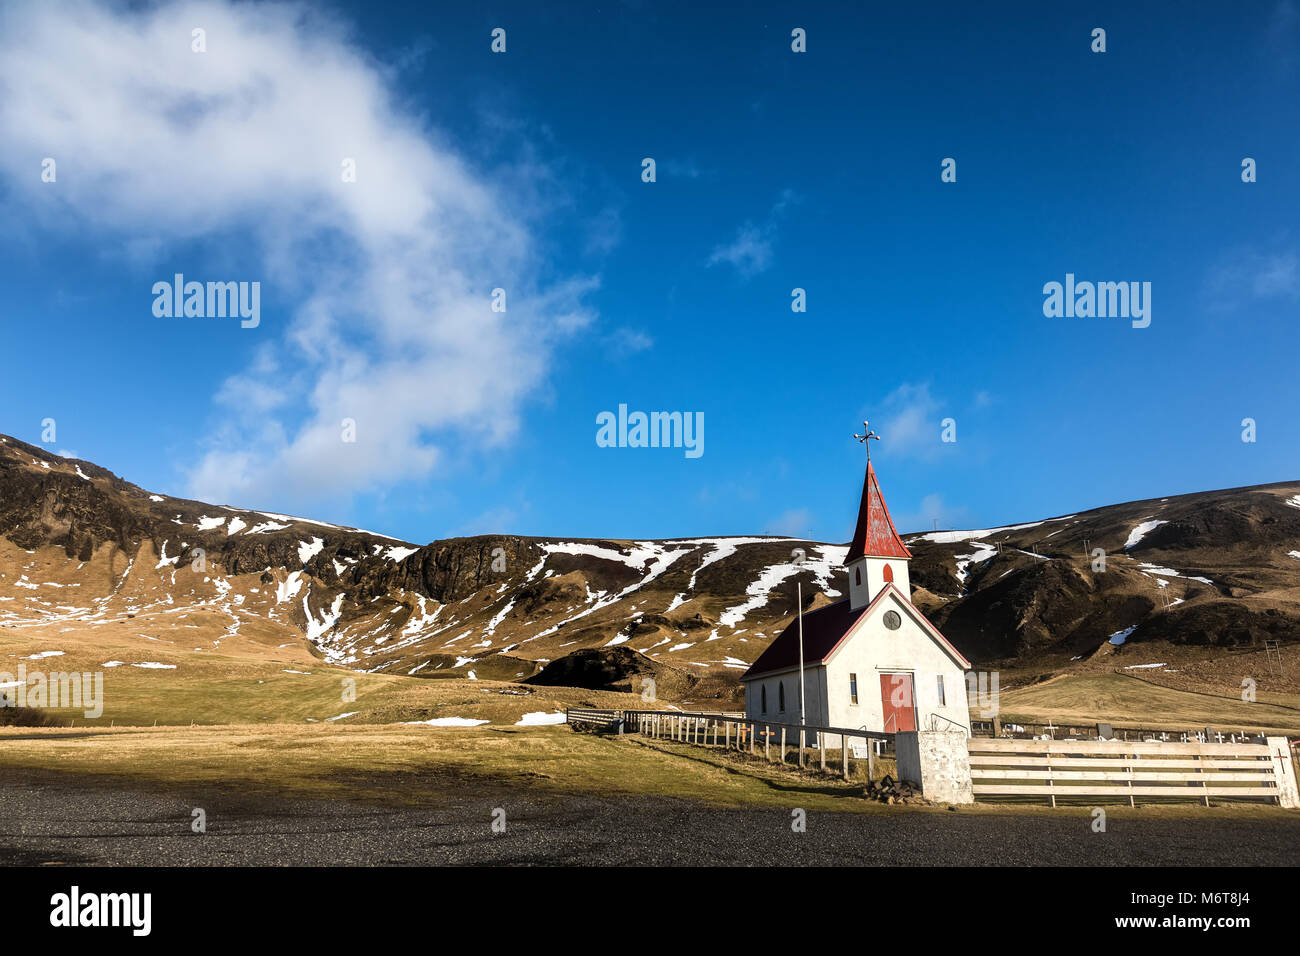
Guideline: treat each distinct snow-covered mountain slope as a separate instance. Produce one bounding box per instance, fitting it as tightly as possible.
[1,433,1297,683]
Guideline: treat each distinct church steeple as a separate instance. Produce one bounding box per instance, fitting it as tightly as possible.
[846,460,912,563]
[846,422,912,609]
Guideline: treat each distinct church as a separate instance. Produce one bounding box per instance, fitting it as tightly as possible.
[741,427,971,739]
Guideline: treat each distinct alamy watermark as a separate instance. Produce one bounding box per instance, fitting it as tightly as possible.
[152,273,260,328]
[1042,273,1150,328]
[596,404,703,459]
[50,886,150,936]
[1,665,103,718]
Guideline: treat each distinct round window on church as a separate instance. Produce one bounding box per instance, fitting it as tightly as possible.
[883,610,902,630]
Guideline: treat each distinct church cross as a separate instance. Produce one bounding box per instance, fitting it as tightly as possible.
[853,420,880,461]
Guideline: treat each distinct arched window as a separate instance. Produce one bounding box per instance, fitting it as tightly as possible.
[883,563,894,583]
[778,681,786,712]
[761,685,767,714]
[855,565,862,585]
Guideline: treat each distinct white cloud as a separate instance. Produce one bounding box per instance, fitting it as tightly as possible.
[872,382,945,459]
[706,190,797,278]
[0,1,596,507]
[706,222,774,277]
[1206,247,1299,310]
[606,327,654,357]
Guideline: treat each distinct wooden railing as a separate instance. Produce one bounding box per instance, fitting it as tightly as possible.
[621,709,894,782]
[969,736,1300,807]
[564,708,623,732]
[970,718,1280,743]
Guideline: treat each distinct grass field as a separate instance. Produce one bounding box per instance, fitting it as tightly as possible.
[2,621,1297,822]
[0,723,894,812]
[995,673,1300,734]
[1,723,1289,821]
[0,624,644,726]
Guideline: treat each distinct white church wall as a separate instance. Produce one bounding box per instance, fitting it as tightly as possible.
[743,666,829,728]
[823,591,969,739]
[847,556,912,609]
[742,591,968,752]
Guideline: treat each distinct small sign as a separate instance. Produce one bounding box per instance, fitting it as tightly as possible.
[850,742,870,759]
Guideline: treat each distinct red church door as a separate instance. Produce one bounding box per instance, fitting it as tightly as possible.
[880,673,916,732]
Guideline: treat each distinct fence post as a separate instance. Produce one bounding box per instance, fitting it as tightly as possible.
[1267,736,1300,808]
[780,727,786,764]
[842,737,848,781]
[798,729,806,768]
[765,725,771,762]
[820,733,827,772]
[867,739,877,781]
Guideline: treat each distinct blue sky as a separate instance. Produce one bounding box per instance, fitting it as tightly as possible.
[1,0,1297,544]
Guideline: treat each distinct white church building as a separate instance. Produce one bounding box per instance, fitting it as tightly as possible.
[742,443,971,739]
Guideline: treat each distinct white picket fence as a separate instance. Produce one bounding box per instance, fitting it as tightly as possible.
[969,736,1300,807]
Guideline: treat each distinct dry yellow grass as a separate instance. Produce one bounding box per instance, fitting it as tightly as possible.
[991,673,1300,734]
[0,723,1288,821]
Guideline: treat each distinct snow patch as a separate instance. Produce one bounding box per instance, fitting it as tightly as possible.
[1124,519,1167,550]
[515,711,566,726]
[298,537,326,564]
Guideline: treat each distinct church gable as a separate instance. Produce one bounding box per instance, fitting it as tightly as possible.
[742,584,969,682]
[830,585,970,671]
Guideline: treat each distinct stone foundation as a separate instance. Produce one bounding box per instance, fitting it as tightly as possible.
[895,730,973,804]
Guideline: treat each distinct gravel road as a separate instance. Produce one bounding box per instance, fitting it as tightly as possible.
[1,769,1296,866]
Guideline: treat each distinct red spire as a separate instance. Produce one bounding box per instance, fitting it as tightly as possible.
[846,461,912,562]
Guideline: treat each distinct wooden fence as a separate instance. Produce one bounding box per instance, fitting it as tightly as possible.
[620,709,894,782]
[565,708,624,732]
[969,736,1300,807]
[970,718,1276,744]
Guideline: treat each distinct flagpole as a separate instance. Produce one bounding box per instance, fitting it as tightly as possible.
[798,581,806,727]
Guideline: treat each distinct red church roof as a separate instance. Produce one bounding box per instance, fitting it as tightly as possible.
[741,598,867,679]
[845,461,912,562]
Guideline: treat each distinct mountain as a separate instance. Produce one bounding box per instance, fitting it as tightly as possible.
[1,433,1297,699]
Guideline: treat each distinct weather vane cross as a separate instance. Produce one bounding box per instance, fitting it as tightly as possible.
[853,420,880,461]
